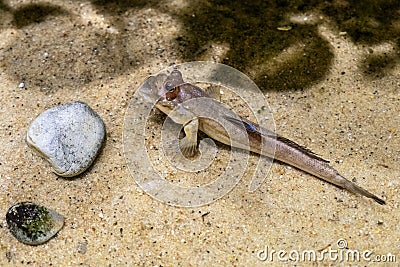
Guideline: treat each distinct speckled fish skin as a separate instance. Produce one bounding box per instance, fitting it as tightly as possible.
[140,70,385,205]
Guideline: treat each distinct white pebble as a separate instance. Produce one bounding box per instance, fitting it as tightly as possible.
[27,101,106,177]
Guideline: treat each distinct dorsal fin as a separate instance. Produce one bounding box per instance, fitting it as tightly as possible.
[225,115,330,163]
[204,86,222,100]
[275,135,330,163]
[224,115,262,139]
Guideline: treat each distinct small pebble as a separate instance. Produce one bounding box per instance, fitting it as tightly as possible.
[27,101,105,177]
[6,202,64,245]
[77,240,88,254]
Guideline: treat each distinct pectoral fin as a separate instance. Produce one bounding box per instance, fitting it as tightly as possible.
[180,118,199,157]
[204,86,222,100]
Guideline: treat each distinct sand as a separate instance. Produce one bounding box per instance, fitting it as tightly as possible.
[0,0,399,266]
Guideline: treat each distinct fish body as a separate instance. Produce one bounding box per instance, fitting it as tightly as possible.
[140,69,385,205]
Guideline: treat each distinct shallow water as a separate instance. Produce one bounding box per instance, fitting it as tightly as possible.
[0,0,399,265]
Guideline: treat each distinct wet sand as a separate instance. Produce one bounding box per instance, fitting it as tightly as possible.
[0,0,399,266]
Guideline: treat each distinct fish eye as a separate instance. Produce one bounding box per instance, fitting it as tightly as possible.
[171,70,181,77]
[165,82,175,91]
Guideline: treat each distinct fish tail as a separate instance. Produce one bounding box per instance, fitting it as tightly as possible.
[342,178,386,205]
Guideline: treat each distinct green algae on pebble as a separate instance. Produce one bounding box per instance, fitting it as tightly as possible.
[6,202,64,245]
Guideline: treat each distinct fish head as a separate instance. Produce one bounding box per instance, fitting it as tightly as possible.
[139,69,206,114]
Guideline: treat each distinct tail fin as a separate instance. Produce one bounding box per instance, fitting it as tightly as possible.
[343,179,386,205]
